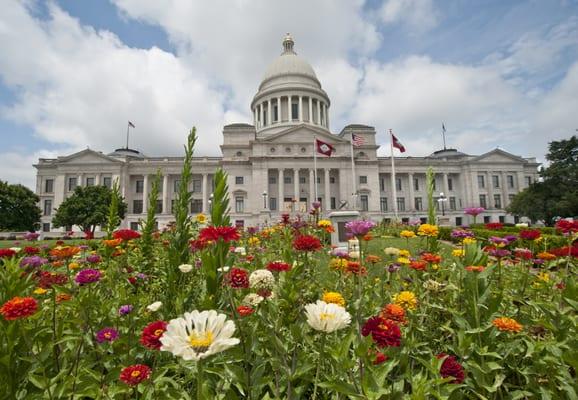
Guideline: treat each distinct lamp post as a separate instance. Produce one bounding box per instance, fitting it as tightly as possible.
[262,191,268,209]
[438,192,448,216]
[208,193,213,213]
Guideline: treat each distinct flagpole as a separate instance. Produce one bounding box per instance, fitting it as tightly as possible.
[390,129,399,220]
[442,123,447,150]
[126,122,130,149]
[313,136,318,207]
[350,132,357,210]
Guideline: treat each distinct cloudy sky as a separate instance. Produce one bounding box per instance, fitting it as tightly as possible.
[1,0,577,189]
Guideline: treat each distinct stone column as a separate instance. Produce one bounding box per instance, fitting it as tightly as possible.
[308,97,313,123]
[278,169,284,212]
[299,96,303,122]
[162,174,169,214]
[293,169,299,201]
[516,171,524,191]
[326,106,330,130]
[78,173,83,187]
[487,172,494,209]
[142,174,149,214]
[324,168,331,210]
[202,173,208,213]
[277,97,281,122]
[287,95,292,121]
[443,173,449,194]
[95,174,101,185]
[317,100,321,125]
[260,104,264,127]
[501,171,508,209]
[267,99,272,127]
[408,173,415,210]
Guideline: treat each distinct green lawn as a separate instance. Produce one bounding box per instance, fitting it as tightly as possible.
[0,239,90,249]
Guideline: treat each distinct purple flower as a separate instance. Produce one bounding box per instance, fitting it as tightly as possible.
[387,263,401,273]
[489,249,511,258]
[312,201,321,210]
[78,245,89,251]
[75,268,102,285]
[20,256,48,269]
[24,232,40,241]
[489,237,509,246]
[96,327,119,343]
[136,273,148,280]
[119,305,133,316]
[464,207,485,216]
[345,220,377,237]
[532,259,545,265]
[451,229,474,239]
[332,249,349,258]
[86,254,101,264]
[503,235,518,243]
[246,226,258,235]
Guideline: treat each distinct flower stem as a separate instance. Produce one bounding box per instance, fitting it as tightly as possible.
[197,360,204,400]
[312,335,326,400]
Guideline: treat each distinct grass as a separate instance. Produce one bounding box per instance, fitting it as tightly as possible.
[0,239,90,249]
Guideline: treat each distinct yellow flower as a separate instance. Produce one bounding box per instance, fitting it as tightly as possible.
[393,291,418,310]
[68,262,80,271]
[400,230,416,238]
[247,237,261,246]
[318,219,332,228]
[536,272,550,282]
[397,257,411,265]
[398,249,411,257]
[196,213,207,224]
[452,249,465,257]
[462,237,476,245]
[33,287,48,295]
[329,258,348,271]
[417,224,439,237]
[322,291,345,307]
[492,317,523,333]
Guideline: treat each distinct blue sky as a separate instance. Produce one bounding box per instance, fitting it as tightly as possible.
[1,0,577,188]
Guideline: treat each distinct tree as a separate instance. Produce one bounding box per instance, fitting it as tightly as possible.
[52,185,127,234]
[0,181,41,231]
[507,135,578,224]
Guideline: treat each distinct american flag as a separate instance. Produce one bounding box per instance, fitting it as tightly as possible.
[351,133,366,147]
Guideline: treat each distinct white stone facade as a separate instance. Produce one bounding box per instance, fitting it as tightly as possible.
[34,35,540,233]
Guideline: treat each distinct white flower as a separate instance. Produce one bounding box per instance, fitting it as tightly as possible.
[384,247,400,256]
[242,293,264,307]
[9,247,21,253]
[305,301,351,333]
[217,266,230,273]
[234,247,246,255]
[349,251,360,259]
[515,223,529,228]
[146,301,162,312]
[249,269,275,290]
[178,264,193,273]
[160,310,240,361]
[422,279,445,292]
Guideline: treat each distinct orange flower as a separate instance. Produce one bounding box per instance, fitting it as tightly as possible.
[365,255,381,264]
[51,261,64,268]
[536,252,556,261]
[492,317,523,333]
[49,246,80,259]
[380,303,407,325]
[56,293,72,303]
[362,233,373,241]
[346,261,367,275]
[409,260,427,271]
[103,238,123,247]
[421,253,442,264]
[465,265,485,272]
[1,297,38,320]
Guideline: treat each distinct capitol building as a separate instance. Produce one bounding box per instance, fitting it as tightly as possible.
[34,34,539,233]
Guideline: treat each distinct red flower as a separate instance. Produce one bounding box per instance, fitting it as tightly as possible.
[373,351,389,365]
[555,219,578,234]
[485,222,503,230]
[280,213,291,224]
[24,247,40,255]
[519,229,541,240]
[113,229,141,241]
[421,253,442,264]
[1,296,38,321]
[199,226,240,243]
[189,239,209,251]
[437,353,465,384]
[236,305,254,316]
[140,320,167,350]
[266,261,292,272]
[293,235,322,252]
[345,261,367,275]
[0,249,16,258]
[227,267,249,289]
[409,260,427,271]
[119,364,152,386]
[549,245,578,258]
[361,316,402,348]
[36,271,68,289]
[514,248,533,260]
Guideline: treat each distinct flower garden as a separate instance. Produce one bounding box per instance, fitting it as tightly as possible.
[1,132,577,399]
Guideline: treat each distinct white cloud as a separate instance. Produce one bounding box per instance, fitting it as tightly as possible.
[379,0,439,34]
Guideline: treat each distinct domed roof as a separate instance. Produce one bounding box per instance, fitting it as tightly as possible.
[108,148,145,159]
[428,148,468,159]
[259,34,320,89]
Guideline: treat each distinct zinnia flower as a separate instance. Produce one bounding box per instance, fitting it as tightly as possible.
[20,256,48,269]
[227,267,250,289]
[236,305,254,317]
[74,268,102,285]
[119,364,152,386]
[96,327,119,343]
[304,300,351,333]
[519,229,541,240]
[199,226,240,243]
[345,220,376,237]
[146,301,163,312]
[266,261,292,272]
[465,265,485,272]
[119,305,133,316]
[492,317,523,333]
[393,291,418,310]
[380,303,406,325]
[555,219,578,234]
[464,207,484,216]
[178,264,193,273]
[0,296,38,320]
[399,230,416,238]
[293,235,322,252]
[112,229,141,241]
[437,354,465,383]
[242,293,264,307]
[361,316,402,347]
[140,320,168,349]
[384,247,401,256]
[322,291,346,306]
[160,310,240,361]
[417,224,439,237]
[249,269,275,291]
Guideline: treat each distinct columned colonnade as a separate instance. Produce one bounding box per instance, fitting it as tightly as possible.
[253,94,329,130]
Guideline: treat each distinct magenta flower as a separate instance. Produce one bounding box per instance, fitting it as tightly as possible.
[24,232,40,241]
[345,220,377,237]
[75,268,102,285]
[119,305,133,316]
[96,327,119,343]
[86,254,102,264]
[464,207,485,216]
[20,256,48,269]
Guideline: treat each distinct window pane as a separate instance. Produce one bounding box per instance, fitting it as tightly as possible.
[360,195,369,211]
[45,179,54,193]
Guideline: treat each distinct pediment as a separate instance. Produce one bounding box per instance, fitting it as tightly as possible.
[260,124,348,144]
[471,149,526,164]
[57,149,122,164]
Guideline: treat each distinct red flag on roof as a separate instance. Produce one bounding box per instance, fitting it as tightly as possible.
[316,138,334,156]
[389,129,406,153]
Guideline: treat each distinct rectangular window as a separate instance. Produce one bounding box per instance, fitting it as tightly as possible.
[156,200,163,214]
[330,177,336,184]
[192,179,202,193]
[171,199,176,213]
[43,199,52,216]
[331,197,336,210]
[45,179,54,193]
[492,175,500,188]
[479,194,487,209]
[269,197,277,211]
[397,197,406,212]
[300,177,306,184]
[414,178,419,191]
[449,197,456,210]
[396,178,402,191]
[173,179,181,193]
[359,176,368,184]
[235,220,245,229]
[130,222,140,231]
[483,216,491,224]
[478,175,485,189]
[269,176,277,184]
[360,195,369,211]
[235,176,244,185]
[448,177,453,191]
[133,200,143,214]
[103,177,112,188]
[380,178,385,192]
[273,106,278,122]
[235,196,244,213]
[380,197,388,212]
[508,194,515,204]
[68,177,77,191]
[284,176,292,184]
[190,199,203,213]
[526,176,532,186]
[136,180,144,193]
[291,103,299,120]
[455,217,462,226]
[86,177,95,187]
[42,223,50,232]
[499,215,506,223]
[494,194,502,209]
[414,197,422,211]
[507,175,514,188]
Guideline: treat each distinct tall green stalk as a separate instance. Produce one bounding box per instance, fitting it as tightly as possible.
[105,179,121,239]
[140,170,161,268]
[426,167,436,225]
